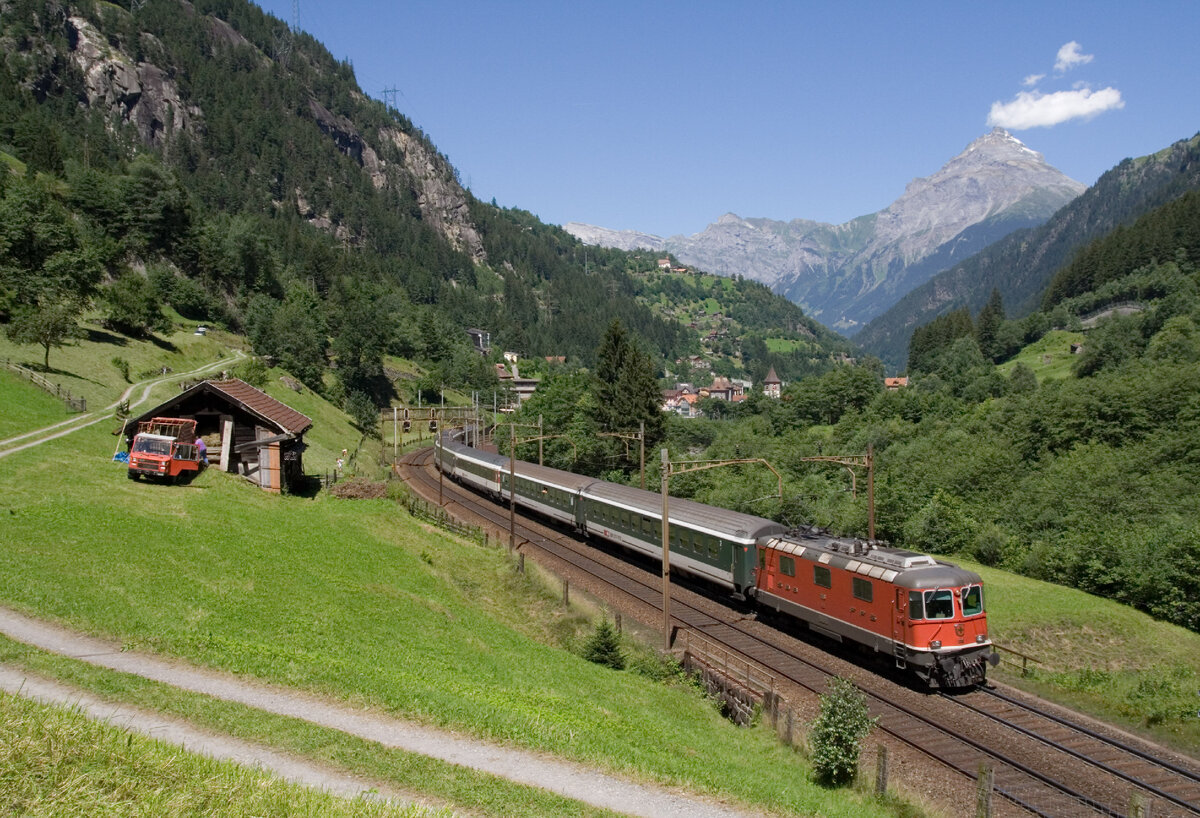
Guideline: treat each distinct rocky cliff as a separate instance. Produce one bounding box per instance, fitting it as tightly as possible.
[57,6,483,263]
[567,129,1085,334]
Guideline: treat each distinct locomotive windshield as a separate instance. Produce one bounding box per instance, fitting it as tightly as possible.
[907,589,956,620]
[961,584,984,616]
[924,589,955,619]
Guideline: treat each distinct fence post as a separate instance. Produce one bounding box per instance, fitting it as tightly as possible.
[517,552,524,574]
[875,744,889,796]
[562,579,569,606]
[975,764,993,818]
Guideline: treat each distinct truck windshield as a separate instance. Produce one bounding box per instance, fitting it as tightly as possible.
[924,589,954,619]
[132,437,172,455]
[961,585,984,616]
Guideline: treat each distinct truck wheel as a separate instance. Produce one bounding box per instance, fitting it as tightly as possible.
[127,471,139,481]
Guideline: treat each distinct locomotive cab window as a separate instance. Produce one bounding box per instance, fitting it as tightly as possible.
[779,556,796,577]
[852,577,873,602]
[814,565,832,589]
[908,590,924,619]
[924,589,954,619]
[961,585,984,616]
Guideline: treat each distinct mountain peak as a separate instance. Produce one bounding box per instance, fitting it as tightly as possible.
[960,127,1044,163]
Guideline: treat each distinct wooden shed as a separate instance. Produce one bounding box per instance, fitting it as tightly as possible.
[121,378,313,493]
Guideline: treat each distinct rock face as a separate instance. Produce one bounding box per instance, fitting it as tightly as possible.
[62,11,483,264]
[567,129,1085,334]
[67,16,201,146]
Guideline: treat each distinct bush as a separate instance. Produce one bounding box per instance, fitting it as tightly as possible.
[580,619,625,670]
[231,358,269,388]
[809,677,876,786]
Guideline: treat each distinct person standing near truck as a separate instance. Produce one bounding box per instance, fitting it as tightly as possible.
[195,437,207,465]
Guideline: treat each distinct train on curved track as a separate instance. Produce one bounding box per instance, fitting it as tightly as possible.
[435,433,998,688]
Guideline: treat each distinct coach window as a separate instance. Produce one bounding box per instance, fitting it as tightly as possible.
[852,577,873,602]
[813,565,832,589]
[924,589,954,619]
[780,555,795,577]
[908,590,924,619]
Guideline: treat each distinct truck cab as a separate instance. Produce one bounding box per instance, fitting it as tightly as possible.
[127,417,202,483]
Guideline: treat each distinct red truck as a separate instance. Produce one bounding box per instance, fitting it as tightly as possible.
[127,417,203,482]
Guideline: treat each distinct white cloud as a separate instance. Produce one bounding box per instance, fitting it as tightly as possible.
[1022,73,1045,87]
[987,86,1124,129]
[1054,41,1093,73]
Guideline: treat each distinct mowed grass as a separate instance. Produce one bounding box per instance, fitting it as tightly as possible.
[0,420,898,817]
[963,560,1200,753]
[0,691,444,818]
[0,369,72,440]
[995,330,1084,381]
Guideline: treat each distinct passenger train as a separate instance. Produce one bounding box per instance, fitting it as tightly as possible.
[435,433,998,688]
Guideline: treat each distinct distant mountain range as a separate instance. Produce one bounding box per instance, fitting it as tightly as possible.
[854,131,1200,368]
[566,128,1086,335]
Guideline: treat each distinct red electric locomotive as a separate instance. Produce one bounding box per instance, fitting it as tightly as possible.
[755,532,997,687]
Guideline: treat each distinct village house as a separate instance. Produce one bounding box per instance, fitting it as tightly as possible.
[885,377,909,390]
[763,366,782,398]
[465,328,491,354]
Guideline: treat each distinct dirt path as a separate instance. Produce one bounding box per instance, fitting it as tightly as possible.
[0,351,245,459]
[0,607,761,818]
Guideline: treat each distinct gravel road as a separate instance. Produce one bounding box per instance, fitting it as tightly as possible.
[0,606,762,818]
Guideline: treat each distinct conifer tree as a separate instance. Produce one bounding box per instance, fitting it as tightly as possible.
[581,619,625,670]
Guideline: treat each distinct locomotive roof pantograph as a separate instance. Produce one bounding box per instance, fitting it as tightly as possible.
[762,534,980,590]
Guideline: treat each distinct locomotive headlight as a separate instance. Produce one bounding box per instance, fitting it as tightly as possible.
[930,640,942,649]
[976,634,986,643]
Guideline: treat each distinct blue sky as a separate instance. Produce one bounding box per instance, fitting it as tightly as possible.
[254,1,1199,238]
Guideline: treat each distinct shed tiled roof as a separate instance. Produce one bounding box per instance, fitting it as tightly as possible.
[207,379,312,434]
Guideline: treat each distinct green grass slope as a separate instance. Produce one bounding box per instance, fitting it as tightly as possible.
[0,692,440,817]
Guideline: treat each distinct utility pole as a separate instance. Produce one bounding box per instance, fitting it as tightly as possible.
[799,444,875,540]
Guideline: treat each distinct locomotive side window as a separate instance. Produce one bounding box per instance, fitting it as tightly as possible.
[908,591,924,619]
[759,549,767,570]
[961,585,984,616]
[780,556,795,577]
[814,565,831,588]
[852,577,873,602]
[924,589,954,619]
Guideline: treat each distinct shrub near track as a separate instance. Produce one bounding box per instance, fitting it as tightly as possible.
[0,420,900,818]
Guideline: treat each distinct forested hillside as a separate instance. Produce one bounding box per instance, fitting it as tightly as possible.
[0,0,846,422]
[855,132,1200,369]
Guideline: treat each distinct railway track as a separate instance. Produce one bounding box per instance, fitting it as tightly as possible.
[398,446,1200,817]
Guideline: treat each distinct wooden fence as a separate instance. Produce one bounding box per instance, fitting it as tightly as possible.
[3,359,87,412]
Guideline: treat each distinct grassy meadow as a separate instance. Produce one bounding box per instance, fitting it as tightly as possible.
[0,691,445,818]
[994,329,1085,381]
